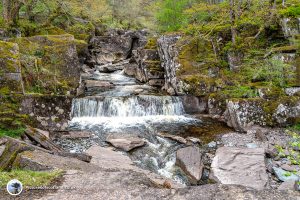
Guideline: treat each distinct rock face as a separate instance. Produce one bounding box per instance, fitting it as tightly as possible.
[88,30,147,65]
[0,41,24,94]
[10,34,81,95]
[157,35,183,95]
[211,147,268,190]
[176,146,203,184]
[106,136,145,152]
[224,98,300,132]
[20,95,72,131]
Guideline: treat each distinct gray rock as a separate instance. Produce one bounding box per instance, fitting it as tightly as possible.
[106,136,145,152]
[207,141,217,148]
[278,180,297,191]
[85,80,114,88]
[211,147,268,190]
[285,87,300,96]
[148,79,165,87]
[273,167,300,182]
[175,146,203,184]
[157,132,187,144]
[246,143,259,148]
[157,35,183,95]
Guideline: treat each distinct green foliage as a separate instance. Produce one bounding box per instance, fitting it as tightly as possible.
[0,170,63,187]
[275,130,300,167]
[248,58,295,87]
[155,0,192,32]
[292,123,300,131]
[279,5,300,17]
[0,128,25,138]
[221,86,258,98]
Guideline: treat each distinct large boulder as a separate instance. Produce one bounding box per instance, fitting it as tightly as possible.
[224,97,300,132]
[175,146,204,184]
[0,41,24,94]
[211,147,268,190]
[88,30,147,66]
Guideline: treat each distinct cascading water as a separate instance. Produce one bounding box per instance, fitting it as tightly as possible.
[68,66,201,185]
[71,96,185,117]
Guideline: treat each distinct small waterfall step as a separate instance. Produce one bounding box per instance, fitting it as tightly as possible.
[81,67,159,96]
[72,95,185,118]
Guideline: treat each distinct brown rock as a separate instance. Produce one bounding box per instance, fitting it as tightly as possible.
[175,146,203,184]
[106,136,145,152]
[61,131,92,139]
[211,147,268,190]
[278,180,297,191]
[158,132,187,144]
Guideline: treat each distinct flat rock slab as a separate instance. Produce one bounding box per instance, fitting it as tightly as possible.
[176,146,203,184]
[13,150,98,172]
[106,136,145,152]
[211,147,268,190]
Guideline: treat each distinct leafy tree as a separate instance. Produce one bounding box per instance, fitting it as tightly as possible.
[155,0,192,32]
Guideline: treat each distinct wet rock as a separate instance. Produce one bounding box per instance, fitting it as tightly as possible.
[182,96,207,114]
[211,147,268,190]
[124,63,137,76]
[186,137,202,145]
[61,131,92,139]
[272,167,300,182]
[106,136,145,152]
[278,180,297,191]
[207,141,217,148]
[85,80,114,89]
[88,30,147,65]
[157,132,187,144]
[175,146,203,184]
[96,60,128,72]
[148,79,165,87]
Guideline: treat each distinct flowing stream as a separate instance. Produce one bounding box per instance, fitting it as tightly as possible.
[66,64,226,185]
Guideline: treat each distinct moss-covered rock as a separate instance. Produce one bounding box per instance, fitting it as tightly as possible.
[9,34,80,95]
[224,96,300,132]
[0,41,24,94]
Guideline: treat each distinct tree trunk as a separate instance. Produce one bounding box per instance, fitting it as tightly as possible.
[229,0,237,45]
[2,0,22,24]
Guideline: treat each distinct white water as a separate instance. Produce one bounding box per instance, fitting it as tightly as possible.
[71,95,185,117]
[70,66,201,185]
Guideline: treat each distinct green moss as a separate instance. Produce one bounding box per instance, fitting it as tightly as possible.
[144,37,158,49]
[0,169,63,187]
[272,45,297,53]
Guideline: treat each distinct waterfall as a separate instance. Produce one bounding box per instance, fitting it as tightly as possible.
[71,95,185,118]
